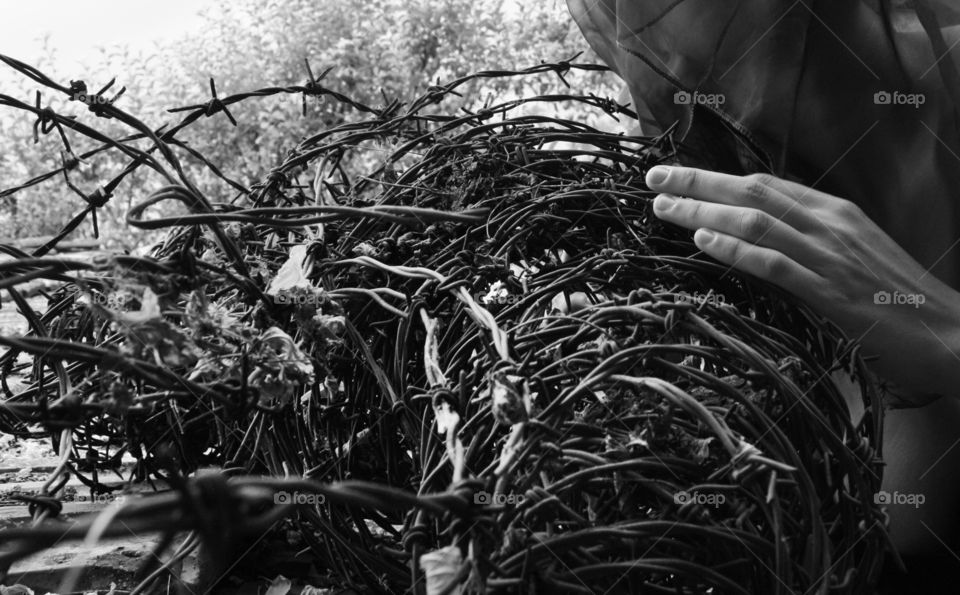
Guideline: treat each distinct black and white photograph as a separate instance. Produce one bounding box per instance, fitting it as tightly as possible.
[0,1,958,593]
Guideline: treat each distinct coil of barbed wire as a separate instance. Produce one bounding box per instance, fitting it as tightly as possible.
[0,56,886,594]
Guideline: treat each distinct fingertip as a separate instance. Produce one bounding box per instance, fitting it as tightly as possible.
[652,194,676,214]
[646,166,671,188]
[693,228,717,249]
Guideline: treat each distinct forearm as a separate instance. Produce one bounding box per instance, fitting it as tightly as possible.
[896,284,960,399]
[882,397,960,555]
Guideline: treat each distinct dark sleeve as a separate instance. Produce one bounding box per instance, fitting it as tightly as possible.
[566,0,960,284]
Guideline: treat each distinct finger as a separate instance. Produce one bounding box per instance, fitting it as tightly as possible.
[654,196,831,267]
[646,166,821,228]
[693,227,825,302]
[756,174,826,202]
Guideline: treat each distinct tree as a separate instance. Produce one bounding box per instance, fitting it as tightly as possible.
[0,0,619,248]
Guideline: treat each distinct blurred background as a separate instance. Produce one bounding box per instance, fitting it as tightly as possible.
[0,0,620,250]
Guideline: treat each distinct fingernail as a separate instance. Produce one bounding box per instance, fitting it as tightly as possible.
[646,166,671,186]
[695,228,716,245]
[653,195,675,212]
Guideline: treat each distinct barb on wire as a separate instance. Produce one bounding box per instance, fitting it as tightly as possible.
[0,54,887,594]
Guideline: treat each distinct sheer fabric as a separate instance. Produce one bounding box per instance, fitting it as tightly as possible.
[567,0,960,286]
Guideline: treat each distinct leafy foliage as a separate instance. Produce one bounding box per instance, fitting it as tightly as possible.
[0,0,618,248]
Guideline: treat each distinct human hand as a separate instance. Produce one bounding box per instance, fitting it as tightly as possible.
[646,165,960,405]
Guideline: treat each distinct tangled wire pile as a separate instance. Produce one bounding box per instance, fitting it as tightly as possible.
[0,55,887,594]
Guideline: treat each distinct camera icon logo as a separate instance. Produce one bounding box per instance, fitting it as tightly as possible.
[874,91,892,105]
[274,491,291,504]
[674,91,692,105]
[873,291,891,305]
[474,491,491,505]
[674,490,691,505]
[874,490,891,505]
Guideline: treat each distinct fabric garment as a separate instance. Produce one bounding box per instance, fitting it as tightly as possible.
[567,0,960,287]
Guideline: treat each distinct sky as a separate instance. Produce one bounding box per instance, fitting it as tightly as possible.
[0,0,214,74]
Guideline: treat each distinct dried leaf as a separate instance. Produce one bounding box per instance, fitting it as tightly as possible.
[264,575,292,595]
[419,545,463,595]
[267,244,311,295]
[115,287,161,324]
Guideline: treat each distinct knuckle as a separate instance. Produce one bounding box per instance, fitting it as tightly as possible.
[834,198,864,219]
[757,251,788,280]
[745,173,778,188]
[741,179,770,204]
[738,210,771,239]
[685,199,704,220]
[677,167,699,191]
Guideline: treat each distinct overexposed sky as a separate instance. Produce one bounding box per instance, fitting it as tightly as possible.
[0,0,214,72]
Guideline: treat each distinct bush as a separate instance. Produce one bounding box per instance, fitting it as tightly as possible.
[0,0,619,250]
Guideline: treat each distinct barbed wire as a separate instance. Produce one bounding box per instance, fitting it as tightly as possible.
[0,54,886,594]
